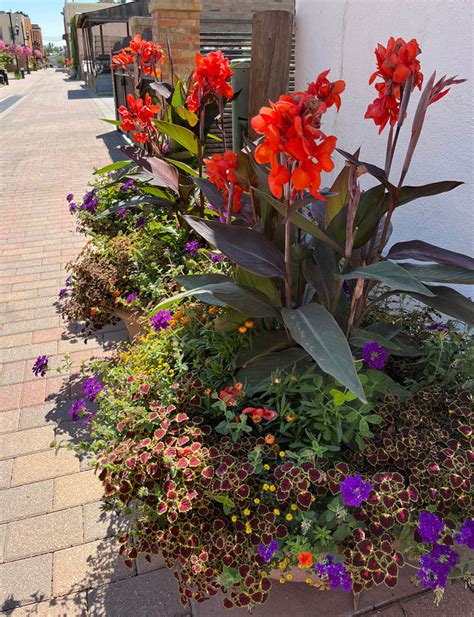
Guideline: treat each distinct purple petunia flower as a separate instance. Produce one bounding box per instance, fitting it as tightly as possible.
[125,292,138,304]
[185,240,201,256]
[135,216,147,229]
[82,409,97,425]
[82,377,104,402]
[454,518,474,549]
[68,399,87,422]
[79,189,100,214]
[315,556,352,592]
[120,179,135,192]
[117,208,127,216]
[427,322,450,337]
[340,475,372,507]
[418,511,445,543]
[210,252,225,263]
[69,202,77,214]
[150,310,172,332]
[66,193,74,202]
[32,355,49,377]
[257,540,279,563]
[417,543,458,590]
[58,288,67,299]
[65,276,72,287]
[362,341,388,370]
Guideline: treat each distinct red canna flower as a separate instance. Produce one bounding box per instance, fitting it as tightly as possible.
[204,151,243,214]
[118,93,160,143]
[219,383,244,407]
[251,72,343,199]
[298,551,314,568]
[365,37,423,133]
[186,50,234,113]
[112,34,165,78]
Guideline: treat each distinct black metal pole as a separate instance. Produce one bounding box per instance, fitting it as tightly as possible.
[8,11,21,74]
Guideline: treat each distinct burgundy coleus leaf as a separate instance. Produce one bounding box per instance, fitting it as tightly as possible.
[164,447,176,457]
[297,491,312,509]
[125,457,136,470]
[177,458,188,469]
[201,466,214,479]
[157,502,167,514]
[154,428,167,440]
[175,412,189,423]
[140,453,151,464]
[188,457,201,467]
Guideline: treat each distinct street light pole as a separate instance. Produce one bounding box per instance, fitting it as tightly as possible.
[21,19,31,74]
[8,11,21,74]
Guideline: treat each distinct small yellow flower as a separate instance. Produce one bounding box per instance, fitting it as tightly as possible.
[273,508,280,516]
[231,515,237,523]
[285,413,295,422]
[279,451,286,457]
[244,320,254,329]
[269,485,276,492]
[263,464,270,471]
[279,577,285,584]
[243,508,251,516]
[305,578,312,585]
[290,504,298,511]
[261,572,267,578]
[253,498,260,505]
[238,326,248,334]
[245,522,252,534]
[286,574,293,581]
[285,513,293,521]
[311,495,316,502]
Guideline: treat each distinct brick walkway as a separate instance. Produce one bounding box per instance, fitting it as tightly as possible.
[0,71,471,617]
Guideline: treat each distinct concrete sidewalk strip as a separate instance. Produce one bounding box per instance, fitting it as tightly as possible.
[3,592,88,616]
[0,425,55,460]
[11,448,80,486]
[0,553,53,611]
[0,479,54,524]
[53,470,104,510]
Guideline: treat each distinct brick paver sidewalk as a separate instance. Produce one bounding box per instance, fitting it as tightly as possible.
[0,71,471,617]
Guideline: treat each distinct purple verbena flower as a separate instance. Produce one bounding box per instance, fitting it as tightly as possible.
[68,399,87,422]
[340,475,372,507]
[210,252,225,263]
[315,556,352,592]
[82,377,104,402]
[120,179,135,192]
[150,310,172,332]
[58,288,67,299]
[454,518,474,549]
[135,216,147,229]
[418,511,445,543]
[417,543,458,590]
[257,540,279,563]
[185,240,201,256]
[82,409,97,425]
[32,355,49,377]
[66,193,74,202]
[117,208,127,216]
[125,292,138,304]
[427,322,450,333]
[69,202,77,213]
[362,341,388,370]
[65,276,72,287]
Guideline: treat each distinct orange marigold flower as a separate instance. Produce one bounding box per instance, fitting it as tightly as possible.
[204,151,243,214]
[186,50,234,113]
[118,93,160,144]
[298,551,314,568]
[365,37,423,133]
[112,34,165,78]
[251,75,342,199]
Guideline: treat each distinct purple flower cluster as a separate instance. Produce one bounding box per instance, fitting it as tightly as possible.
[257,540,279,563]
[125,292,138,304]
[210,252,225,263]
[362,341,388,370]
[135,216,147,229]
[32,355,49,377]
[82,377,104,402]
[185,240,201,256]
[418,511,445,543]
[454,518,474,549]
[315,556,352,592]
[150,310,172,332]
[340,475,372,507]
[417,543,458,590]
[79,189,100,214]
[58,288,67,299]
[120,178,136,192]
[69,399,87,422]
[427,322,450,334]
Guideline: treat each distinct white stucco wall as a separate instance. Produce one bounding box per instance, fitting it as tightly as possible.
[295,0,473,296]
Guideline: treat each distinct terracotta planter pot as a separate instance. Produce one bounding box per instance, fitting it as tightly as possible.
[114,308,144,340]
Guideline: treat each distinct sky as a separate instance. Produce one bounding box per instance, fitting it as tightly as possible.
[0,0,104,47]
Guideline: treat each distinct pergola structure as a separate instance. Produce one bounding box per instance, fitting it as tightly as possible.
[76,0,149,94]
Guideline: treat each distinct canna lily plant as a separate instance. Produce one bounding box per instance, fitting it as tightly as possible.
[153,36,473,401]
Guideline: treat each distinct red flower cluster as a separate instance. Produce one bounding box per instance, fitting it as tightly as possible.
[365,37,423,133]
[118,93,160,143]
[204,151,243,214]
[219,383,244,407]
[112,34,165,78]
[251,71,343,199]
[186,50,234,113]
[242,407,278,423]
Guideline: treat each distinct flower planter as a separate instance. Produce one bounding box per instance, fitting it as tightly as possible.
[114,308,144,340]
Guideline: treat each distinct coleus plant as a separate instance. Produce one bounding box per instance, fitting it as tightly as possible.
[153,37,473,401]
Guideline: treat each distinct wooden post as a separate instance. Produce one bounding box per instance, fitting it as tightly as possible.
[248,10,293,128]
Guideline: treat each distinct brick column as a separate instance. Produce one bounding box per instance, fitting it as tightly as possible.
[149,0,202,81]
